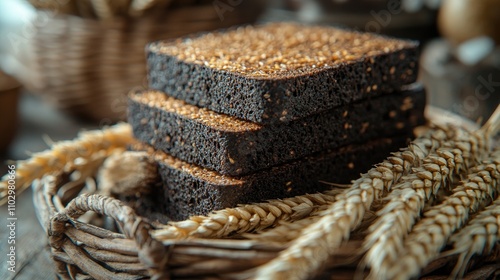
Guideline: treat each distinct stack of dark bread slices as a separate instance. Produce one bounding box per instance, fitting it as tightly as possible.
[128,22,426,220]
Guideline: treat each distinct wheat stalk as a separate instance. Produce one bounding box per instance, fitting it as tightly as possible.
[154,123,453,243]
[0,123,134,205]
[362,143,487,277]
[363,107,500,279]
[445,190,500,278]
[262,148,467,246]
[246,205,379,244]
[253,105,500,280]
[361,109,500,279]
[382,151,500,280]
[243,211,324,243]
[156,124,457,243]
[152,190,341,241]
[250,123,462,279]
[242,124,457,245]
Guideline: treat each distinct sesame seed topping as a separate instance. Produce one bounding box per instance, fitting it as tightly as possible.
[132,90,261,132]
[152,23,414,78]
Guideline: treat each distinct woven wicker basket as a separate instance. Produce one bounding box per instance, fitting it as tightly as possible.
[22,107,500,280]
[22,2,265,122]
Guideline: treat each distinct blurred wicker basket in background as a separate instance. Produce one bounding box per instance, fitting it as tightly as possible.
[20,1,266,122]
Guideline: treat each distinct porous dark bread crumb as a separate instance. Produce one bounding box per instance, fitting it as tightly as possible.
[131,135,413,220]
[128,85,426,176]
[147,22,419,123]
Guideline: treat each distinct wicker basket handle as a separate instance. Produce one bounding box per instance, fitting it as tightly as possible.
[49,193,169,278]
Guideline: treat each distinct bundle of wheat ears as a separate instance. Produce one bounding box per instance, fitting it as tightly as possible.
[2,107,500,279]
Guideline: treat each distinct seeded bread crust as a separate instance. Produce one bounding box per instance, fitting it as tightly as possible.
[132,135,413,220]
[128,85,426,176]
[147,23,419,123]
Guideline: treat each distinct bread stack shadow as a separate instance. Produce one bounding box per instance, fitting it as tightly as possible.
[126,23,426,221]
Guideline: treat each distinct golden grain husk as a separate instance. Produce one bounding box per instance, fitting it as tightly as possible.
[446,192,500,278]
[252,106,500,280]
[251,124,462,279]
[381,149,500,280]
[0,123,133,205]
[362,127,492,278]
[152,190,341,241]
[244,124,458,244]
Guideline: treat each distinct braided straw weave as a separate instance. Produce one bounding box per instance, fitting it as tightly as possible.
[3,107,497,279]
[21,1,265,121]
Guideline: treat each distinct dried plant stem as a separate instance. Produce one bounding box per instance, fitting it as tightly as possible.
[254,106,500,279]
[363,136,489,277]
[246,205,378,244]
[244,212,323,243]
[362,108,500,278]
[156,123,452,243]
[252,124,459,279]
[245,124,457,245]
[152,191,341,241]
[0,124,133,205]
[446,191,500,278]
[383,151,500,280]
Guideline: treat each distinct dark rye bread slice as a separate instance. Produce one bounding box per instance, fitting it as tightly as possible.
[147,22,419,124]
[128,85,426,176]
[131,135,412,220]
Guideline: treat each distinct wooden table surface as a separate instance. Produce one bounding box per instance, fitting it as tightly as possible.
[0,94,98,279]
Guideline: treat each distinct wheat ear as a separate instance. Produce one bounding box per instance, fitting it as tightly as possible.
[152,191,340,240]
[362,129,491,278]
[268,145,469,247]
[362,106,500,278]
[446,189,500,278]
[153,124,451,243]
[152,123,454,242]
[0,123,133,205]
[243,124,457,245]
[251,124,458,279]
[383,150,500,280]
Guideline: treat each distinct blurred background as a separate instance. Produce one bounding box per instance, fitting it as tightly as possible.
[0,0,499,163]
[0,1,499,278]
